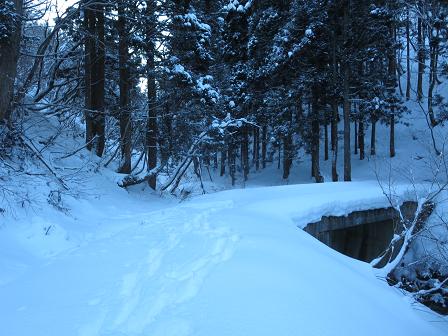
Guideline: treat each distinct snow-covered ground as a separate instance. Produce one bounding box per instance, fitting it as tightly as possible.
[1,178,447,336]
[2,78,448,335]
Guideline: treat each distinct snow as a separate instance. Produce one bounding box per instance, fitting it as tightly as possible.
[225,0,252,14]
[1,179,447,335]
[172,64,192,82]
[1,66,448,335]
[181,13,211,33]
[196,76,220,103]
[0,0,18,40]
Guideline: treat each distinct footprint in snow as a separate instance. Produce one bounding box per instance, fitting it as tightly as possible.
[102,205,239,335]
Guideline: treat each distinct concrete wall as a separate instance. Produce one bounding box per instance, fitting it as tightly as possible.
[304,202,418,262]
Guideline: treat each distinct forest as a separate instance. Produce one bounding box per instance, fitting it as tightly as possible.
[1,0,448,334]
[2,0,446,188]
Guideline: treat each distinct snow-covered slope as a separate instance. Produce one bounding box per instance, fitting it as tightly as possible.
[1,182,446,336]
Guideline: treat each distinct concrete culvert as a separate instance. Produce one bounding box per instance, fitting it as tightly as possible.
[304,201,418,262]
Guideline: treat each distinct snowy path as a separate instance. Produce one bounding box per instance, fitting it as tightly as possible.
[1,200,239,336]
[1,182,447,336]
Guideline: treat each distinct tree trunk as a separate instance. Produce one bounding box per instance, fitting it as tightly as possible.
[311,119,323,183]
[84,2,106,157]
[220,149,226,176]
[388,20,397,159]
[253,127,260,170]
[92,3,106,157]
[261,125,267,169]
[405,6,411,100]
[331,102,339,182]
[359,120,365,160]
[354,120,358,155]
[117,0,132,173]
[417,16,424,101]
[283,108,293,179]
[343,4,351,182]
[97,5,106,157]
[83,3,93,150]
[390,115,395,158]
[343,65,351,181]
[324,123,329,161]
[331,110,338,152]
[214,152,218,170]
[146,0,157,190]
[0,0,23,123]
[241,127,249,181]
[283,133,293,179]
[311,145,315,178]
[370,119,376,156]
[396,27,403,97]
[330,29,338,182]
[278,145,281,169]
[427,27,439,127]
[160,102,172,164]
[228,143,236,186]
[311,91,323,183]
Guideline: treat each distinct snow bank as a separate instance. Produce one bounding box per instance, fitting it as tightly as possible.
[1,181,446,336]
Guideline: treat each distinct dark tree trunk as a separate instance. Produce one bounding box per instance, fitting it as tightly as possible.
[253,127,260,170]
[343,4,351,182]
[370,119,376,156]
[417,16,424,101]
[388,21,397,159]
[311,90,323,183]
[354,120,358,155]
[228,143,236,186]
[331,110,338,152]
[83,4,93,150]
[428,27,439,127]
[220,150,226,176]
[241,127,249,181]
[161,102,172,163]
[96,5,106,157]
[84,2,106,157]
[278,145,281,170]
[214,152,218,170]
[283,133,293,179]
[359,120,365,160]
[405,6,411,100]
[324,124,329,161]
[331,102,339,182]
[0,0,23,123]
[311,145,315,178]
[311,119,323,183]
[146,0,158,190]
[390,115,395,158]
[396,25,403,97]
[343,64,351,181]
[203,154,210,171]
[261,125,267,169]
[330,30,338,182]
[117,0,132,173]
[283,108,293,179]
